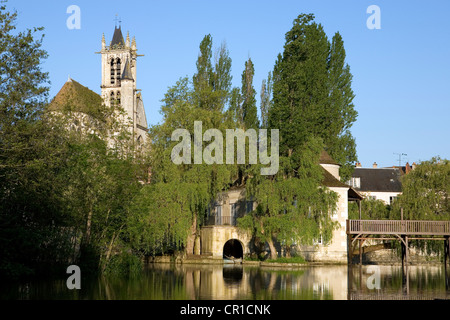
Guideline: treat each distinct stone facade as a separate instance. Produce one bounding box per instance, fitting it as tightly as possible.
[98,26,148,148]
[200,188,253,259]
[298,186,350,263]
[199,152,362,263]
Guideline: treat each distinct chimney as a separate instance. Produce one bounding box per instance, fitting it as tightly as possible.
[373,162,378,168]
[412,162,417,170]
[355,162,362,168]
[405,162,411,174]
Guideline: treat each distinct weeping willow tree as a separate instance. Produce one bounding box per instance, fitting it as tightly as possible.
[128,36,238,256]
[390,157,450,255]
[238,136,339,259]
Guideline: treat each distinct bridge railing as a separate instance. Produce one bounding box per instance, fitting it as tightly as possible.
[347,220,450,236]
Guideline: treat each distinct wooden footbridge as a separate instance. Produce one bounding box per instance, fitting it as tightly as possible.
[346,219,450,269]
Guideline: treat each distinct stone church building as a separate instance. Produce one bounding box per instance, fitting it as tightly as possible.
[50,25,148,148]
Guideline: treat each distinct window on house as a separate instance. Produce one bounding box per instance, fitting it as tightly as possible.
[314,234,323,245]
[231,203,237,226]
[347,177,361,189]
[389,196,397,205]
[215,205,222,225]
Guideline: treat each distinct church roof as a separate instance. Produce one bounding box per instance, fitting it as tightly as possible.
[121,59,133,80]
[48,78,104,119]
[111,26,125,47]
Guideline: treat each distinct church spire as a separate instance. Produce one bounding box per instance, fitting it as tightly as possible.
[126,32,130,48]
[110,25,124,48]
[102,33,106,49]
[121,59,133,81]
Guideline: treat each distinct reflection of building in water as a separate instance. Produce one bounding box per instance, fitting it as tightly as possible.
[163,264,350,300]
[180,264,251,300]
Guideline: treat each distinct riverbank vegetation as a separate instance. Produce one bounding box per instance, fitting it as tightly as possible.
[1,3,447,281]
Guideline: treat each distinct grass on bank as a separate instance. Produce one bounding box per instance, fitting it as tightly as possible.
[245,256,307,264]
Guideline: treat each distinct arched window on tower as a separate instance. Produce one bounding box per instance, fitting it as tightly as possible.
[116,58,121,86]
[110,91,115,106]
[116,91,121,106]
[110,59,116,85]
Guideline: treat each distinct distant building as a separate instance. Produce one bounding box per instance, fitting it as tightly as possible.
[49,25,149,149]
[348,162,403,205]
[200,151,363,263]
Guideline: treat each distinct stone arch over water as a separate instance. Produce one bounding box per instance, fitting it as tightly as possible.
[223,239,244,259]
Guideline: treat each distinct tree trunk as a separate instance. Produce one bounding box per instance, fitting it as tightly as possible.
[285,244,291,258]
[85,208,93,245]
[185,215,197,255]
[267,236,278,260]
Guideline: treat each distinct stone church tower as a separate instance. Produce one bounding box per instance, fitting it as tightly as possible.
[98,25,148,147]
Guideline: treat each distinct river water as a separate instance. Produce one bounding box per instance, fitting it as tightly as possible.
[2,264,449,300]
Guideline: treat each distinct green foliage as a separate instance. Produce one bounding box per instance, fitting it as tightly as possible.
[269,14,357,180]
[103,250,143,277]
[0,2,149,279]
[348,198,390,220]
[392,158,450,255]
[260,72,273,129]
[193,35,232,112]
[266,256,306,264]
[241,58,259,130]
[325,32,358,181]
[393,157,449,220]
[239,136,339,258]
[129,72,238,255]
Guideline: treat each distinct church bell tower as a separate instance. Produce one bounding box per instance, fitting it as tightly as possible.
[97,23,148,147]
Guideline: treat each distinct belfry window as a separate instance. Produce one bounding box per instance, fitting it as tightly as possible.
[110,91,115,106]
[116,91,121,105]
[110,59,115,85]
[116,58,121,86]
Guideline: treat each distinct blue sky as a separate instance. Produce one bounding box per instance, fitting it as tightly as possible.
[7,0,450,168]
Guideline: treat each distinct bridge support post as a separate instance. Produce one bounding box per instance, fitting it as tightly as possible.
[347,234,353,266]
[359,239,363,266]
[445,236,449,290]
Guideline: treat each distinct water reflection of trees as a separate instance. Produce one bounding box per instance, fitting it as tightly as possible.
[3,264,447,300]
[348,265,449,300]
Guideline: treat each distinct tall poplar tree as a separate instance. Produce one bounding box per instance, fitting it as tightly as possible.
[269,14,357,181]
[326,32,358,180]
[193,34,232,114]
[260,72,273,129]
[241,58,259,130]
[269,14,330,162]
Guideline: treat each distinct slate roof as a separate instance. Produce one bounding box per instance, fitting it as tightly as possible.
[121,59,133,80]
[111,26,125,47]
[352,168,402,193]
[321,167,347,188]
[321,167,363,200]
